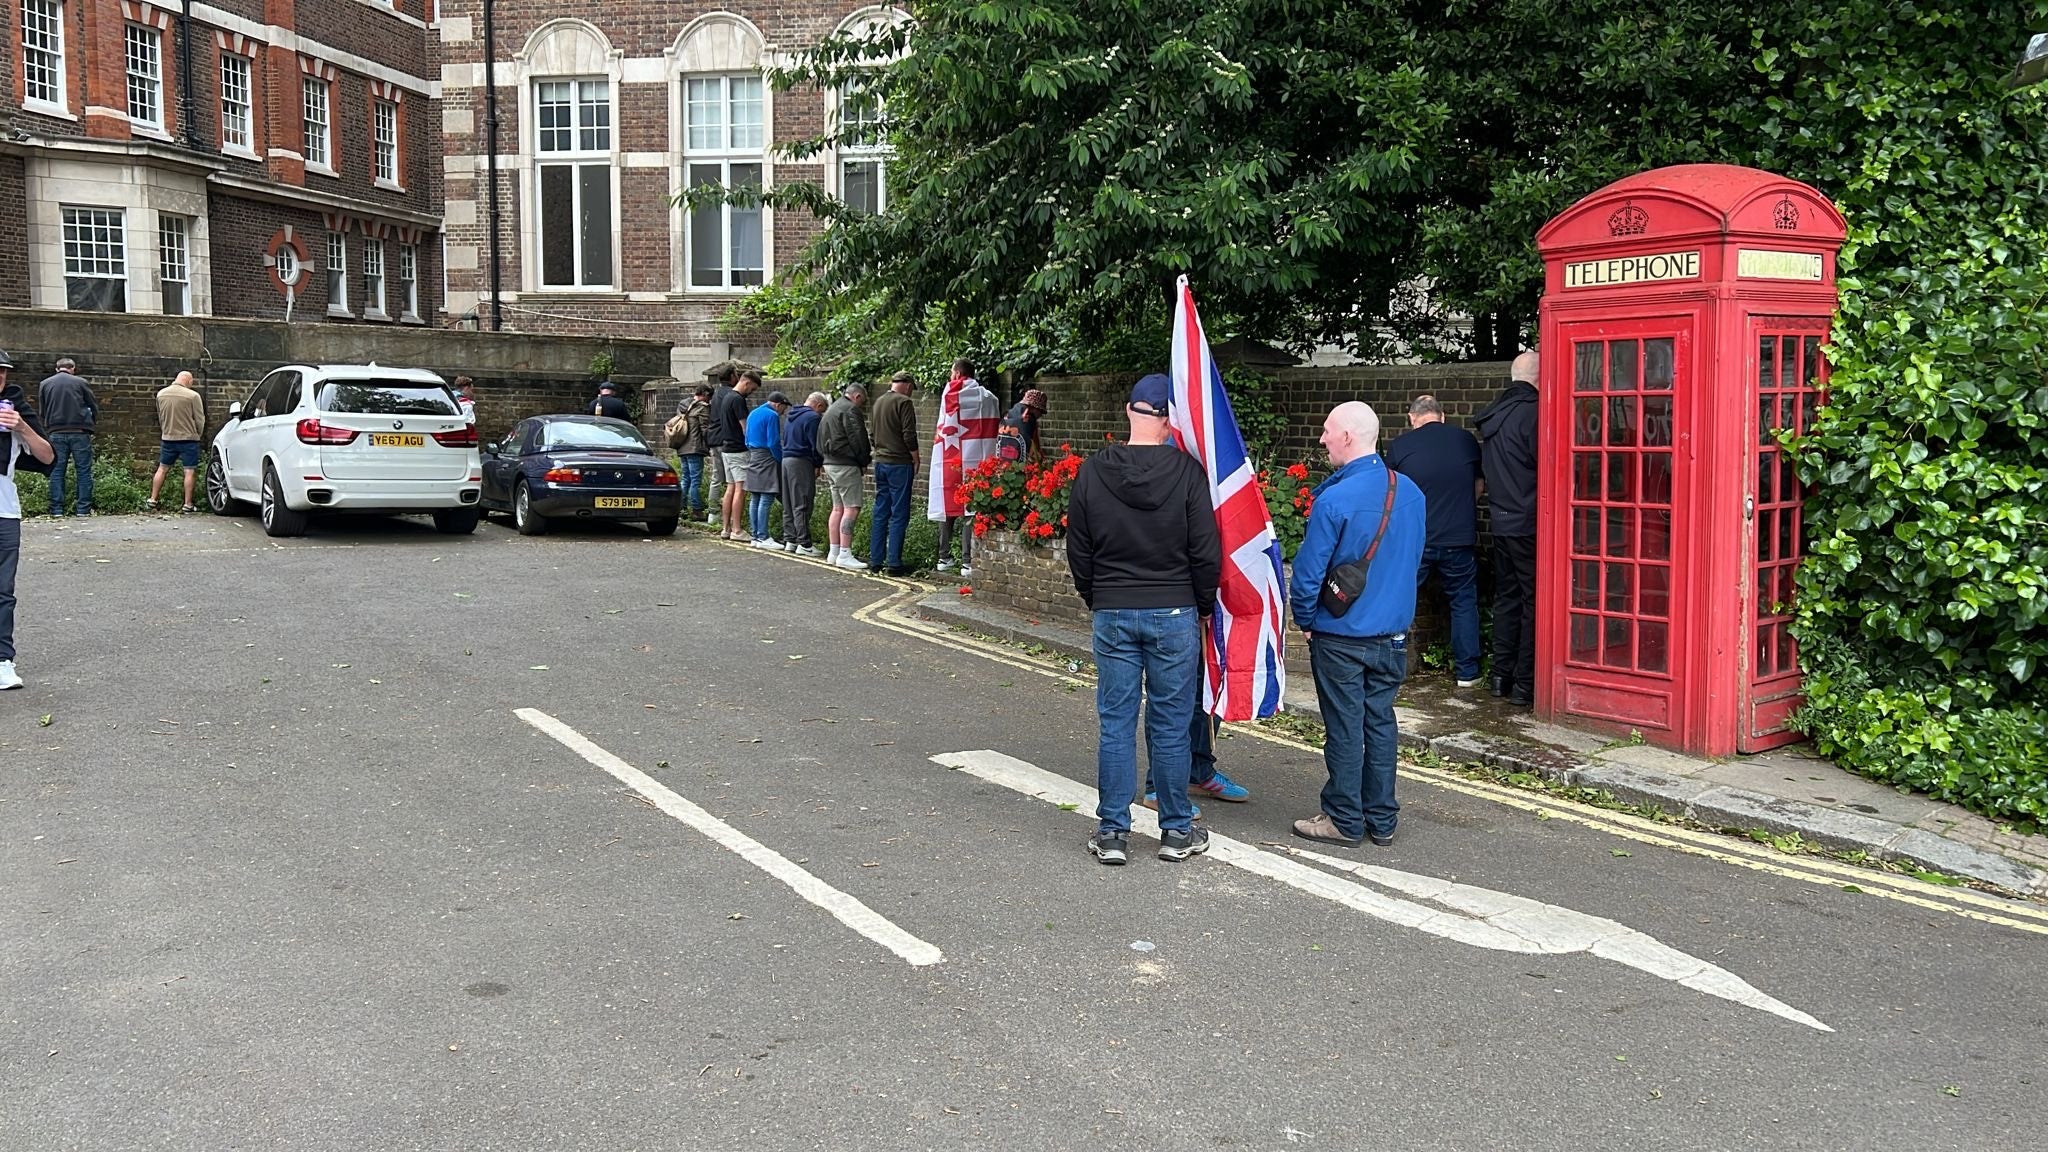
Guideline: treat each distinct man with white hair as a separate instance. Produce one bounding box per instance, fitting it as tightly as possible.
[1475,350,1541,706]
[1287,401,1426,848]
[780,391,829,556]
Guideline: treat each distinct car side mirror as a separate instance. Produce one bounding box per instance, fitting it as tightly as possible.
[483,442,501,456]
[226,401,242,419]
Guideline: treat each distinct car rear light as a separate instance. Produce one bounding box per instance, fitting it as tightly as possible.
[296,418,358,445]
[653,470,680,486]
[543,467,583,484]
[433,425,478,447]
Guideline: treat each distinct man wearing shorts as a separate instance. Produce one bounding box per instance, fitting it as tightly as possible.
[148,371,205,513]
[820,382,871,569]
[714,367,760,540]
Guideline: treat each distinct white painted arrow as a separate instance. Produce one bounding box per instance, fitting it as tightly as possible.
[933,749,1830,1032]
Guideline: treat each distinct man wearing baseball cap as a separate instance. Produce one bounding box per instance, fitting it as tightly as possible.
[0,349,58,689]
[1064,374,1221,864]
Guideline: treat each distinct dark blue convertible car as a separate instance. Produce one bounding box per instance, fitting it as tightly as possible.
[480,415,683,536]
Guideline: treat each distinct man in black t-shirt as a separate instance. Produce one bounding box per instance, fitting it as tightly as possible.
[592,381,631,422]
[1384,394,1484,688]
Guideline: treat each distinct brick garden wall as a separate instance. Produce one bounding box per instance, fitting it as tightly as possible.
[0,308,670,448]
[0,155,28,309]
[1009,362,1514,465]
[970,534,1091,630]
[954,363,1511,667]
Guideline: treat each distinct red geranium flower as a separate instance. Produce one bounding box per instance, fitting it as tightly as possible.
[1286,462,1310,481]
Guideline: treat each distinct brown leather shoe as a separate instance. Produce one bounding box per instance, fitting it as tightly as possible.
[1291,813,1363,848]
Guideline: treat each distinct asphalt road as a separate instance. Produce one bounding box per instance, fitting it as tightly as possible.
[3,512,2043,1151]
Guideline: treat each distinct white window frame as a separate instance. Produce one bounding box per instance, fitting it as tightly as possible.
[326,230,349,315]
[373,98,400,188]
[362,236,387,319]
[61,207,128,313]
[531,77,616,291]
[398,242,420,321]
[125,23,164,131]
[834,77,890,217]
[159,214,190,316]
[220,52,254,156]
[303,77,333,173]
[22,0,68,114]
[681,73,766,292]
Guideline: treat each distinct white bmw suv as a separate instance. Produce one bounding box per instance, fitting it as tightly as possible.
[205,364,483,537]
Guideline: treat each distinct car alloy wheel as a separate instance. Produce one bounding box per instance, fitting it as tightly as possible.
[514,481,546,536]
[260,465,308,537]
[205,456,236,515]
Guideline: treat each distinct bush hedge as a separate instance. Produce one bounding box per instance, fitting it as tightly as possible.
[1752,9,2048,824]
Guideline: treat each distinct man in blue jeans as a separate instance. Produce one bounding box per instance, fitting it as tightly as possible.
[866,371,920,575]
[1066,374,1221,865]
[37,357,97,517]
[1288,402,1426,848]
[1384,394,1484,687]
[2,347,59,690]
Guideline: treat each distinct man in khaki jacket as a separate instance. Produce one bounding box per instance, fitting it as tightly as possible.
[149,371,206,513]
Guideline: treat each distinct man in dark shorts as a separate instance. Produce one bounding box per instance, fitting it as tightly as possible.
[148,371,206,513]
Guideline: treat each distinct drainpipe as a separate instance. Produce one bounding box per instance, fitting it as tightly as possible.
[178,1,198,151]
[483,0,504,330]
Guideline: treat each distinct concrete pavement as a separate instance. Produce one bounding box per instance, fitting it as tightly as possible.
[3,512,2044,1151]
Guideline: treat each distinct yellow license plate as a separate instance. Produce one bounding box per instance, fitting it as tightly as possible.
[368,433,426,448]
[595,497,645,510]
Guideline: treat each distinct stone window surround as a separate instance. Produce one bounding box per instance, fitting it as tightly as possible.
[820,6,908,211]
[23,148,213,316]
[517,20,625,295]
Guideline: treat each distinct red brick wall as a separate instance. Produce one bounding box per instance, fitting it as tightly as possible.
[0,156,28,309]
[437,1,872,341]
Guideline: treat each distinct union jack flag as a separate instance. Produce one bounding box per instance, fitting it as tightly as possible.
[1168,275,1287,720]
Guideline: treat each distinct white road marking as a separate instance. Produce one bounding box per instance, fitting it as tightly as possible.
[933,748,1830,1032]
[860,590,2048,934]
[518,707,943,968]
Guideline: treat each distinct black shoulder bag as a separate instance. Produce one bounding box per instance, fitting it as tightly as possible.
[1317,464,1399,617]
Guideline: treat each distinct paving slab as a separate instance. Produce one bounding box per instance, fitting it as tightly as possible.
[1592,742,1716,777]
[1692,760,1945,827]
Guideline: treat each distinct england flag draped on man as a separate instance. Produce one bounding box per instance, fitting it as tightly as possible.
[1168,275,1288,721]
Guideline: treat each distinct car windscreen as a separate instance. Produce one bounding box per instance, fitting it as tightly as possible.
[542,422,649,452]
[317,381,460,415]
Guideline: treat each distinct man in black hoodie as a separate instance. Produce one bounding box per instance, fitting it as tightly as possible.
[1066,374,1221,866]
[1474,350,1541,705]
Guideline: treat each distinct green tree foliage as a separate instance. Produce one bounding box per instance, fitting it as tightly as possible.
[734,1,1446,359]
[734,2,2048,818]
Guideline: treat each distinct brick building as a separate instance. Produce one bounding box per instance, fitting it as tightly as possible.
[0,0,442,326]
[435,2,904,377]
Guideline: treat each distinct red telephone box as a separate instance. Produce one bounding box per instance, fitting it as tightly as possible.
[1532,164,1845,756]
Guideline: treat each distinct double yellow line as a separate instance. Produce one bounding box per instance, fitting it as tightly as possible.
[853,583,2048,937]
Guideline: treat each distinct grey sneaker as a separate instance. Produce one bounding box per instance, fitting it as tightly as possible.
[1157,825,1211,861]
[1088,832,1129,866]
[0,660,22,690]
